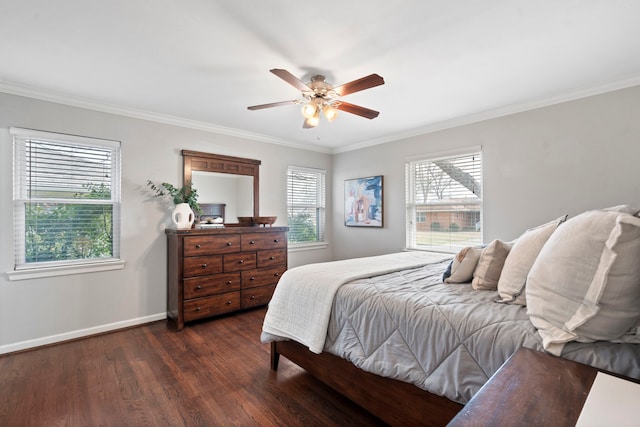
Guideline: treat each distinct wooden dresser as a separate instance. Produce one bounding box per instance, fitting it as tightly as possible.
[166,226,288,330]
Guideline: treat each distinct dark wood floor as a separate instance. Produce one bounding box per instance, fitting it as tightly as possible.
[0,307,388,427]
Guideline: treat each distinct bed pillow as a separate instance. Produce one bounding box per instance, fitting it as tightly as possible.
[444,246,482,284]
[471,240,513,290]
[496,215,567,305]
[442,261,453,282]
[526,208,640,355]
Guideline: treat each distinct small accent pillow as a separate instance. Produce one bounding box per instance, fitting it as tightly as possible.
[442,260,453,282]
[496,215,567,305]
[526,208,640,355]
[444,246,482,284]
[472,240,513,290]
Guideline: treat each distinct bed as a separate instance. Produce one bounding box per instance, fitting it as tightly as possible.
[261,207,640,426]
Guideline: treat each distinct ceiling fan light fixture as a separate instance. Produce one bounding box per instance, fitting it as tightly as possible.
[305,110,320,127]
[301,102,317,119]
[323,104,338,122]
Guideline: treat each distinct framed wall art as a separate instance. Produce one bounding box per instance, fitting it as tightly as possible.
[344,175,383,227]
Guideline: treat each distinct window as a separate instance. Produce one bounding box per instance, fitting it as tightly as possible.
[11,127,122,277]
[406,148,482,253]
[287,166,326,247]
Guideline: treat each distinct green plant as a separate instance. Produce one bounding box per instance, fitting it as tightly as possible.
[146,180,202,215]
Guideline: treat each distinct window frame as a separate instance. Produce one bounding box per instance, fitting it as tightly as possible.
[405,147,482,254]
[286,165,327,251]
[8,127,124,281]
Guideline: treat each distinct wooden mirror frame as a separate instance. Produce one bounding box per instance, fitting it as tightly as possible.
[182,150,260,220]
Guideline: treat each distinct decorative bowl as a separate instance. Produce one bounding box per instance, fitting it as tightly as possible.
[237,216,254,226]
[255,216,277,227]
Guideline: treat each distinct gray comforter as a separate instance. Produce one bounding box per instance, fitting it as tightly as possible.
[323,259,640,404]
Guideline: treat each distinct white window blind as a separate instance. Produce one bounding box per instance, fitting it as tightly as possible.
[11,127,121,269]
[287,166,326,244]
[406,149,482,253]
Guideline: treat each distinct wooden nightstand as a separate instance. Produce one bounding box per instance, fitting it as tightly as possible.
[447,347,626,427]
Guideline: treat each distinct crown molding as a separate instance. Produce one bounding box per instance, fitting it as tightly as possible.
[0,81,332,154]
[2,75,639,156]
[333,74,640,154]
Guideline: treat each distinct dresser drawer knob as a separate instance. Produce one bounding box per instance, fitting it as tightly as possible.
[250,295,256,300]
[226,280,232,285]
[195,244,201,249]
[269,256,275,260]
[273,239,279,243]
[201,264,207,268]
[226,242,232,246]
[226,300,232,305]
[249,240,255,245]
[238,259,244,264]
[195,306,201,311]
[274,273,280,277]
[250,276,255,281]
[196,285,202,290]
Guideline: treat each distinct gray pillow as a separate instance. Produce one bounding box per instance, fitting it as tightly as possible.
[472,240,513,291]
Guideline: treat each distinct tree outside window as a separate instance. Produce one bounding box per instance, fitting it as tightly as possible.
[12,127,121,269]
[406,150,482,253]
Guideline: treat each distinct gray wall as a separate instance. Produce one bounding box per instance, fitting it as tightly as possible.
[0,93,333,353]
[331,85,640,260]
[2,84,639,352]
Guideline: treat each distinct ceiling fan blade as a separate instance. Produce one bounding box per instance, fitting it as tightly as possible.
[335,101,380,119]
[270,69,311,92]
[247,100,299,110]
[333,74,384,96]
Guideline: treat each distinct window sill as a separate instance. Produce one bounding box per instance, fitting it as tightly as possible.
[288,242,329,252]
[6,260,126,281]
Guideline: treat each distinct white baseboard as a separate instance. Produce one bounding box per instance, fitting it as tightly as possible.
[0,313,167,355]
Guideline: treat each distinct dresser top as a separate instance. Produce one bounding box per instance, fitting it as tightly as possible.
[165,226,289,235]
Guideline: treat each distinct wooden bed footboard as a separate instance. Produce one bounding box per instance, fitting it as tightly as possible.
[271,341,463,427]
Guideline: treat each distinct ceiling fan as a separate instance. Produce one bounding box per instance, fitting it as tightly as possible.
[247,69,384,128]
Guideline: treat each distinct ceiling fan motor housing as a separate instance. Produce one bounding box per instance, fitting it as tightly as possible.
[305,75,338,101]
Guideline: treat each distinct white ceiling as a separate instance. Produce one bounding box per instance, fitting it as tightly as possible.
[1,1,640,153]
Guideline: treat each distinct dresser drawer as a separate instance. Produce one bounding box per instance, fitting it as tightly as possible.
[183,255,223,278]
[183,292,241,321]
[183,234,240,256]
[241,284,276,308]
[183,273,241,299]
[241,266,286,289]
[257,249,287,268]
[223,252,257,272]
[241,232,286,251]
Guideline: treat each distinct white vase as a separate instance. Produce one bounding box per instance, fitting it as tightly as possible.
[172,203,195,229]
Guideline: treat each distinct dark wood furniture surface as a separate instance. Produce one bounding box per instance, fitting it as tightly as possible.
[183,150,260,220]
[271,340,464,427]
[166,226,288,330]
[447,347,638,427]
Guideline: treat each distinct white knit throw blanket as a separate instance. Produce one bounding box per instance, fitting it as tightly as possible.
[261,251,450,353]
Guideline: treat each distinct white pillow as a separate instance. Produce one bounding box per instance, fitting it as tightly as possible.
[444,246,482,284]
[526,209,640,355]
[496,215,567,305]
[472,240,513,291]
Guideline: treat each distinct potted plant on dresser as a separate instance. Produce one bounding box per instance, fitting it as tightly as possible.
[147,180,202,229]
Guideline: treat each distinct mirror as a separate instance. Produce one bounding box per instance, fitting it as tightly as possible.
[192,171,253,220]
[182,150,260,225]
